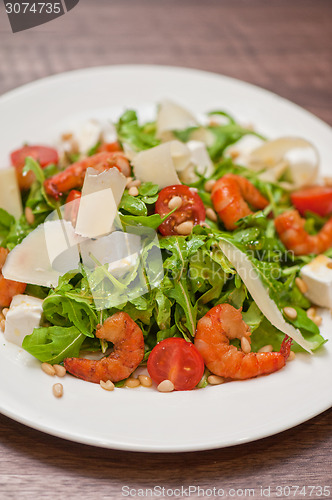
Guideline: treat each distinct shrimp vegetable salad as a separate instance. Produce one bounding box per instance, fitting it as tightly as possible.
[0,100,329,392]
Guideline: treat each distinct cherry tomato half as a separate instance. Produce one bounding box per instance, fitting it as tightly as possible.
[64,190,82,226]
[291,186,332,217]
[155,185,206,236]
[11,145,59,191]
[147,338,205,391]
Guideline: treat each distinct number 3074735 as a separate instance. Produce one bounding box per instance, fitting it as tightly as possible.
[5,3,62,14]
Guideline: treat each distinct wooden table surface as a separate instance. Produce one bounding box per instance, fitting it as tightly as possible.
[0,1,331,499]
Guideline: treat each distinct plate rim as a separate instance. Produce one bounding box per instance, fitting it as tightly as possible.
[0,64,331,453]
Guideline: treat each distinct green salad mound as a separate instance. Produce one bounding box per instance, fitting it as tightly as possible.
[0,106,327,379]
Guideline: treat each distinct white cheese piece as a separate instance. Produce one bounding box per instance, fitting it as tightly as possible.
[4,294,43,347]
[249,137,319,189]
[101,121,118,144]
[2,220,84,288]
[76,120,103,154]
[190,127,215,147]
[170,141,191,172]
[300,255,332,308]
[156,100,198,140]
[0,168,23,219]
[179,140,214,183]
[75,167,126,238]
[219,239,315,352]
[225,135,265,166]
[132,142,181,189]
[80,231,141,274]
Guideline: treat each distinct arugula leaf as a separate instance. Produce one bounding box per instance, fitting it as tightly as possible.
[1,215,33,250]
[22,326,85,364]
[43,294,97,337]
[119,213,164,230]
[116,110,160,152]
[0,208,15,244]
[119,192,148,216]
[23,157,57,210]
[166,279,197,337]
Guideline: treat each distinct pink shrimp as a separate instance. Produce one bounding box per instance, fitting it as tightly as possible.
[275,209,332,256]
[211,174,269,230]
[194,304,291,380]
[0,248,26,307]
[64,312,144,384]
[44,151,131,199]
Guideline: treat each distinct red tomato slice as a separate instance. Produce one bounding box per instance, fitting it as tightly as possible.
[155,185,206,236]
[64,190,81,226]
[11,145,59,191]
[147,338,205,391]
[291,186,332,217]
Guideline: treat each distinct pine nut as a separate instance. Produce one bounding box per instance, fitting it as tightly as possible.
[53,364,66,378]
[283,307,297,320]
[190,187,198,193]
[25,207,35,225]
[230,150,240,160]
[100,380,115,391]
[204,179,216,192]
[326,262,332,270]
[168,196,183,211]
[307,307,317,320]
[206,207,218,222]
[208,375,224,385]
[41,362,55,377]
[127,179,141,189]
[258,344,273,353]
[128,186,139,197]
[138,375,153,387]
[52,383,63,398]
[323,177,332,187]
[288,351,296,361]
[241,336,251,354]
[176,220,194,235]
[0,319,5,332]
[157,379,175,392]
[125,176,133,187]
[62,132,73,141]
[313,315,322,327]
[200,222,210,228]
[2,308,9,319]
[125,377,140,388]
[295,277,308,294]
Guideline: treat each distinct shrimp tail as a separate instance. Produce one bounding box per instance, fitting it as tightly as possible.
[280,334,292,360]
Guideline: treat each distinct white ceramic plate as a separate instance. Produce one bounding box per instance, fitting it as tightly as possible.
[0,66,331,452]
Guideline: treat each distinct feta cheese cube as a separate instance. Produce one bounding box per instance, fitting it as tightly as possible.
[300,255,332,308]
[4,295,44,347]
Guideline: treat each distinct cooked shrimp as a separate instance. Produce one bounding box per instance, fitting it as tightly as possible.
[64,312,145,383]
[44,151,131,199]
[211,174,269,230]
[194,304,291,380]
[0,247,26,307]
[275,209,332,256]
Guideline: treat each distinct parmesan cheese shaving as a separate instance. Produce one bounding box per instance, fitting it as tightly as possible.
[156,100,198,140]
[219,239,314,353]
[75,167,126,238]
[0,168,23,219]
[132,142,181,189]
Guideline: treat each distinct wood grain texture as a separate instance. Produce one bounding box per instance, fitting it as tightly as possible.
[0,1,331,499]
